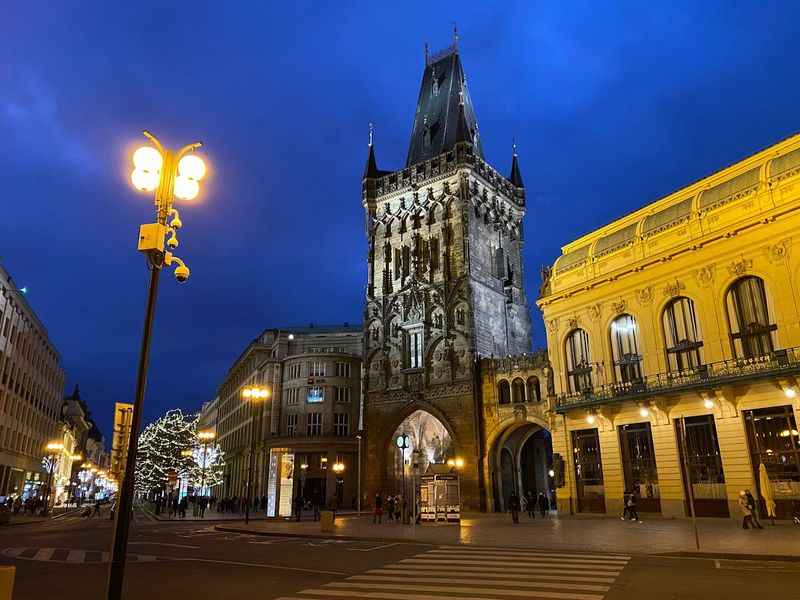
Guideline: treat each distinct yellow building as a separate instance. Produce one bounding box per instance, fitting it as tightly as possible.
[538,132,800,520]
[110,402,133,484]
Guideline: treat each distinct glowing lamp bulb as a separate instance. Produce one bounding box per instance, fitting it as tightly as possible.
[242,388,252,398]
[131,169,159,192]
[703,398,714,410]
[178,154,206,180]
[133,146,163,171]
[639,406,649,417]
[784,387,796,399]
[586,414,596,425]
[548,469,555,477]
[174,175,199,200]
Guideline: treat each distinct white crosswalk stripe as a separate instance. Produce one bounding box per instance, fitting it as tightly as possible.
[277,545,630,600]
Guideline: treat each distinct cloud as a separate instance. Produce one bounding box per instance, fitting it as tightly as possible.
[0,67,92,172]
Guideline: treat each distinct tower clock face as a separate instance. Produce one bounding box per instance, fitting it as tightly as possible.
[396,434,409,449]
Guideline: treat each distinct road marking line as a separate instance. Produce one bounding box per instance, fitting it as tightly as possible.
[322,582,603,600]
[367,568,616,583]
[437,546,630,560]
[385,562,621,576]
[169,557,345,575]
[400,558,623,571]
[128,541,199,549]
[425,551,629,565]
[300,591,581,600]
[348,543,402,552]
[347,574,610,592]
[66,550,86,563]
[33,548,56,561]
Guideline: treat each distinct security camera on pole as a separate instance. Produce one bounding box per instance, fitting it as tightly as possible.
[106,132,207,600]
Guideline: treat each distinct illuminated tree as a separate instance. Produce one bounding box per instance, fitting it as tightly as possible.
[135,409,196,495]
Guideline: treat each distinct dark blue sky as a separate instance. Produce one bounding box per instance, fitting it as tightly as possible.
[3,2,799,436]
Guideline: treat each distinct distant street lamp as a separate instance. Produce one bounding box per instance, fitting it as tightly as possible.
[107,132,207,600]
[42,441,64,514]
[197,430,216,497]
[242,386,271,524]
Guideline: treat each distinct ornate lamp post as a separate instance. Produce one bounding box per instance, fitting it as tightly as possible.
[396,434,410,523]
[42,441,64,514]
[242,386,271,524]
[107,132,207,600]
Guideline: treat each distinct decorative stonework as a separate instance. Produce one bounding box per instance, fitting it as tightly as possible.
[635,286,654,307]
[727,258,752,277]
[588,303,602,322]
[611,299,627,315]
[546,319,559,334]
[663,280,686,298]
[567,316,581,330]
[766,239,790,264]
[694,265,715,287]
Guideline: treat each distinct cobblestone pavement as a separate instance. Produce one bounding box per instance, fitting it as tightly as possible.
[220,512,800,557]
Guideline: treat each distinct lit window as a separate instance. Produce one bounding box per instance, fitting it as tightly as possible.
[610,315,642,384]
[565,329,592,393]
[663,297,703,371]
[307,386,324,403]
[406,327,424,369]
[726,276,777,359]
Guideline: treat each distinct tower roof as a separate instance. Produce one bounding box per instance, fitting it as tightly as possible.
[405,47,484,167]
[509,145,524,188]
[363,141,380,179]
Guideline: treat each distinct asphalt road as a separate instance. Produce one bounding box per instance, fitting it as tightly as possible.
[1,508,798,600]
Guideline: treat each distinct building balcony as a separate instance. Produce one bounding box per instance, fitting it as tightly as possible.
[554,347,800,413]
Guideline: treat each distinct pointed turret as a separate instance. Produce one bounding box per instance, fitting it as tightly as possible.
[363,123,381,180]
[509,142,524,188]
[405,44,483,166]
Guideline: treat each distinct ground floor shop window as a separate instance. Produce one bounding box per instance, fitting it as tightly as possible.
[675,415,729,517]
[744,405,800,519]
[572,428,605,513]
[619,422,661,513]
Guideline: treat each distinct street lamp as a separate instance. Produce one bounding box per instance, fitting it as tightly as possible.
[107,132,207,600]
[197,430,216,497]
[396,434,410,523]
[332,462,345,509]
[42,441,64,514]
[355,433,362,516]
[242,385,271,524]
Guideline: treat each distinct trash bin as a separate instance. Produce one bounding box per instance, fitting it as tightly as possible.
[0,566,15,600]
[320,510,334,532]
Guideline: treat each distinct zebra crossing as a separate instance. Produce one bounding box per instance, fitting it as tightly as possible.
[275,545,630,600]
[1,546,159,563]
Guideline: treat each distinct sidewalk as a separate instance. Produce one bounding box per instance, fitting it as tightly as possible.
[217,512,800,558]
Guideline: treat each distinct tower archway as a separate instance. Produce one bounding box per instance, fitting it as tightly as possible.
[489,421,553,512]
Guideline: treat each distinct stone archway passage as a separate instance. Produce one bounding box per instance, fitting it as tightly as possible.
[491,423,553,513]
[387,410,452,493]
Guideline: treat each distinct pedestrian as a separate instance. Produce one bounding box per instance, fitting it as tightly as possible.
[109,501,116,520]
[387,496,395,523]
[627,492,640,522]
[620,492,630,521]
[198,496,207,518]
[93,500,101,518]
[179,496,188,518]
[525,491,535,519]
[330,495,339,520]
[508,491,520,524]
[373,493,383,524]
[171,496,178,519]
[294,495,303,522]
[538,492,548,518]
[745,490,764,529]
[395,495,402,523]
[739,490,755,529]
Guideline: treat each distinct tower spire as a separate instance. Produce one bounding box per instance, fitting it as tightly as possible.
[424,42,429,65]
[363,122,380,179]
[452,22,459,50]
[509,138,524,188]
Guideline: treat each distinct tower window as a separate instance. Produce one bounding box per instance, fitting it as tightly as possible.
[406,327,424,369]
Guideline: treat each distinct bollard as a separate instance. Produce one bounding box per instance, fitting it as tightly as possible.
[320,510,334,533]
[0,566,15,600]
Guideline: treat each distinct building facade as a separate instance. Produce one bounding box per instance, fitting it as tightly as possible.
[361,43,552,511]
[538,132,800,519]
[216,325,362,515]
[0,263,66,500]
[110,401,134,483]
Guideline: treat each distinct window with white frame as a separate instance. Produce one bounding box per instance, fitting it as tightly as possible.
[336,362,351,378]
[334,413,349,437]
[288,363,302,379]
[286,413,297,437]
[309,361,326,377]
[335,386,351,403]
[406,327,424,369]
[307,412,322,436]
[286,388,300,405]
[307,386,324,403]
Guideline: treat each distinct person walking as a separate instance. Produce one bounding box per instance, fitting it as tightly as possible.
[373,493,383,524]
[745,490,764,529]
[739,490,755,529]
[93,500,101,518]
[620,492,630,520]
[627,492,641,522]
[538,492,548,518]
[294,495,303,522]
[395,495,402,524]
[386,496,395,523]
[312,491,321,522]
[508,491,521,524]
[525,491,536,519]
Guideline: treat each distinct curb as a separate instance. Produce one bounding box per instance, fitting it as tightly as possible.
[656,551,800,562]
[213,525,435,545]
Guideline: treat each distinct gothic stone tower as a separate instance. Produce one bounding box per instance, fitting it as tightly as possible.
[361,43,532,510]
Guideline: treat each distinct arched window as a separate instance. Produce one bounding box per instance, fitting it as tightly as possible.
[726,276,777,358]
[527,377,541,402]
[565,329,592,393]
[663,297,704,372]
[512,378,525,403]
[498,380,511,405]
[610,314,643,384]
